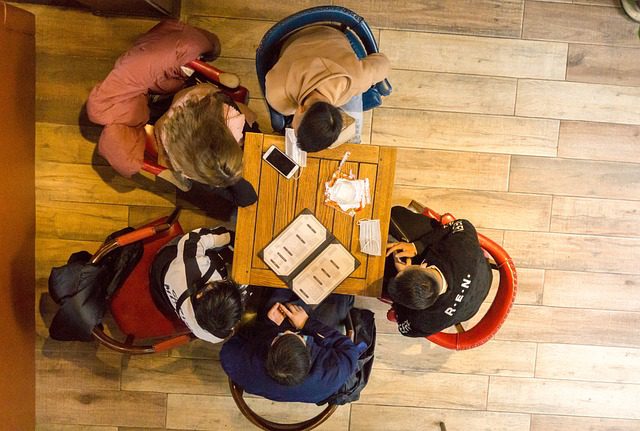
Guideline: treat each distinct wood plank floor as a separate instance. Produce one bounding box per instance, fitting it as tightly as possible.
[27,1,640,430]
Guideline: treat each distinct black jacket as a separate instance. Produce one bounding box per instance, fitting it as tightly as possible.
[391,219,492,337]
[48,228,143,341]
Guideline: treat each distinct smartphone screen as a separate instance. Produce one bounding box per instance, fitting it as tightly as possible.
[264,146,298,177]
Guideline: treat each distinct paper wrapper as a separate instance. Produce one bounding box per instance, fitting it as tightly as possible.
[324,170,371,216]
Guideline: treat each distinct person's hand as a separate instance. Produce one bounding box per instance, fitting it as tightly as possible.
[386,242,417,271]
[386,242,417,259]
[393,256,412,272]
[267,302,286,326]
[282,303,309,330]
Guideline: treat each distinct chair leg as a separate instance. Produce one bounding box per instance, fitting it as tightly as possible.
[408,200,426,213]
[439,422,447,431]
[125,334,134,345]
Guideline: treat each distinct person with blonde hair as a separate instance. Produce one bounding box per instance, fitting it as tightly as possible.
[155,86,242,187]
[150,82,257,206]
[87,20,257,206]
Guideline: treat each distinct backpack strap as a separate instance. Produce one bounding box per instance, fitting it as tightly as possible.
[174,238,231,314]
[175,282,201,315]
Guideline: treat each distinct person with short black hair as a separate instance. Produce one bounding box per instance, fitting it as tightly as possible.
[266,329,312,386]
[294,101,343,152]
[220,292,363,403]
[384,206,493,337]
[387,266,441,311]
[191,279,243,339]
[265,25,390,152]
[150,227,244,343]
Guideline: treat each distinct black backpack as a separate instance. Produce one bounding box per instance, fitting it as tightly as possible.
[323,307,376,405]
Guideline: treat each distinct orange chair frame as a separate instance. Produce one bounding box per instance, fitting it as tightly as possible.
[90,208,195,354]
[383,201,517,350]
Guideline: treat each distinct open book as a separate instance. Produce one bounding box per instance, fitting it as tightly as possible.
[259,209,360,304]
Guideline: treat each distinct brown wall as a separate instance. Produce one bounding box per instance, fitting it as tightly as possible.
[0,3,36,429]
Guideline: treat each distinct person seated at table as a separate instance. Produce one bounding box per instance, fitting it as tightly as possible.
[150,226,244,344]
[220,290,364,403]
[148,82,258,206]
[384,206,493,337]
[265,25,390,152]
[86,20,258,207]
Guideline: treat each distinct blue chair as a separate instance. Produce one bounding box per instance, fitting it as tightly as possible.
[256,6,392,133]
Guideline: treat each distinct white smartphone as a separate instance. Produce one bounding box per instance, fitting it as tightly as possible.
[263,145,300,179]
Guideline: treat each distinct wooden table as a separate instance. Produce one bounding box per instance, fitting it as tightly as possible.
[232,133,397,297]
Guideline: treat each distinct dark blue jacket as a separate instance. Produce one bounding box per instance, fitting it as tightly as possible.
[220,316,364,404]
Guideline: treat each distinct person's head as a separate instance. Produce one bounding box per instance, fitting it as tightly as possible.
[191,279,243,339]
[266,331,311,386]
[388,264,443,310]
[157,85,243,187]
[292,101,343,153]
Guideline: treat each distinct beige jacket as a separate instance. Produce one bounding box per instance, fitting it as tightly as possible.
[265,26,390,115]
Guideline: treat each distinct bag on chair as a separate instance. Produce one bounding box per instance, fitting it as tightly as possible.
[323,307,376,406]
[48,228,143,341]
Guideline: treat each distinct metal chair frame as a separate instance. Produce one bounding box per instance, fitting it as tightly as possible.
[90,207,195,354]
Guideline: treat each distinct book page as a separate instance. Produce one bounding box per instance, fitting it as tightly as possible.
[262,214,326,277]
[291,243,356,304]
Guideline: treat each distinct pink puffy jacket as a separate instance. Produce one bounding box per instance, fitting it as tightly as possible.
[87,20,220,177]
